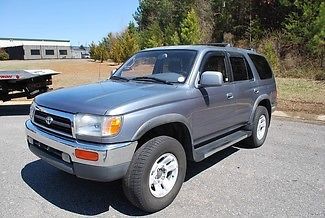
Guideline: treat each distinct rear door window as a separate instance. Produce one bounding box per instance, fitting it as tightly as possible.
[230,57,252,81]
[248,54,273,79]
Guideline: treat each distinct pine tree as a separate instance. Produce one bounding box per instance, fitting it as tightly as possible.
[180,8,201,45]
[120,24,140,61]
[89,42,100,61]
[165,24,180,45]
[283,0,323,52]
[312,2,325,66]
[0,49,9,60]
[108,23,140,63]
[141,21,164,48]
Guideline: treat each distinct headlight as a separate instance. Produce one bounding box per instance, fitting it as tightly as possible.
[30,101,36,119]
[74,114,122,137]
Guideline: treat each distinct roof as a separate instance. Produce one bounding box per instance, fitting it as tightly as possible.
[0,37,70,43]
[143,45,258,54]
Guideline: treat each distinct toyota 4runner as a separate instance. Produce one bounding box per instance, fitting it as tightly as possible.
[26,44,277,212]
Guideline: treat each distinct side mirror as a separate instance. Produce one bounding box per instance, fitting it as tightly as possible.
[199,71,223,87]
[109,69,117,78]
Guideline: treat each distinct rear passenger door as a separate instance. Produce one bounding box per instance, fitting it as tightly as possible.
[228,52,258,124]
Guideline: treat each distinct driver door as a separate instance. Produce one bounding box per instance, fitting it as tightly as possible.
[191,51,238,145]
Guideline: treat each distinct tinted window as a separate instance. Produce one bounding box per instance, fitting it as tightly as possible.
[249,54,273,79]
[46,50,54,55]
[202,54,228,82]
[59,50,67,55]
[30,49,40,55]
[230,57,251,81]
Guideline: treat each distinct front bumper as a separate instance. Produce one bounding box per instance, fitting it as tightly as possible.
[25,120,137,182]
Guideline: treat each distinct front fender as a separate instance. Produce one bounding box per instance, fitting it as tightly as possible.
[131,113,191,141]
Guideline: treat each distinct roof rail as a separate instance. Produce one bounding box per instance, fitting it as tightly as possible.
[197,43,233,47]
[244,48,256,52]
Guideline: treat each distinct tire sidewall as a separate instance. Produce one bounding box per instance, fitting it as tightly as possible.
[252,106,269,147]
[135,136,186,211]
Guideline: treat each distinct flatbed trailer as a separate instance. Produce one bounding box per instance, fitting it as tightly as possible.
[0,69,59,101]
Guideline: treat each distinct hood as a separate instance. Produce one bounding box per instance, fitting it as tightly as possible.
[35,80,187,115]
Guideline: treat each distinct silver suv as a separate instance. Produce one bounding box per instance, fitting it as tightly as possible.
[26,44,277,212]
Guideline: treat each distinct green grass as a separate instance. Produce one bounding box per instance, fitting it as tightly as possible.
[276,78,325,114]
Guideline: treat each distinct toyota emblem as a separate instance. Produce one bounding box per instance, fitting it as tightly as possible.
[45,116,53,125]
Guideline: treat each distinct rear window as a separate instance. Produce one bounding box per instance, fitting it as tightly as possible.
[249,54,273,79]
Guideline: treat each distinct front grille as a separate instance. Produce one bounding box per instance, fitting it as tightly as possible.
[33,110,72,136]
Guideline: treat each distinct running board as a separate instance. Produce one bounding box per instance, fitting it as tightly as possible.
[193,130,250,162]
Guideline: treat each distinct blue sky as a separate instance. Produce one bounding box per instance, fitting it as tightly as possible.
[0,0,139,46]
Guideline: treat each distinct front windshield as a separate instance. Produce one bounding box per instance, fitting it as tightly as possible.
[114,49,197,83]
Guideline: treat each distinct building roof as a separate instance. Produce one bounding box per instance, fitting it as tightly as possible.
[0,37,70,42]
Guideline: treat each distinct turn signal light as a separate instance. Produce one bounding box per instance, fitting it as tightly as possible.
[103,116,122,136]
[75,149,98,161]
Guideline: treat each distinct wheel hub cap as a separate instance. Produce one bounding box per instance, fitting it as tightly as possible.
[149,153,178,198]
[257,115,267,140]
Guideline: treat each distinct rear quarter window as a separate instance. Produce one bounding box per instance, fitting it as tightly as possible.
[248,54,273,79]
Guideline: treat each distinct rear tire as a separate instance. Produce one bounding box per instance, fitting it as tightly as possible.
[122,136,186,212]
[244,106,269,148]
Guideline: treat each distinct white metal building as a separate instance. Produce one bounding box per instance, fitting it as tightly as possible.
[0,38,89,60]
[0,37,70,48]
[0,38,73,60]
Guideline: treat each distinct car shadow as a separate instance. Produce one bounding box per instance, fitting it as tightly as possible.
[21,146,239,216]
[185,146,239,181]
[0,104,30,116]
[21,160,149,216]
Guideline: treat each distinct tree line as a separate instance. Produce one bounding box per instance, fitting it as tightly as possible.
[90,5,201,63]
[90,0,324,79]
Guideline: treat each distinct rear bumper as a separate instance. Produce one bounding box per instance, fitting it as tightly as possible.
[25,120,137,182]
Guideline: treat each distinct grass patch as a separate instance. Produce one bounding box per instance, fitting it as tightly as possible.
[276,78,325,114]
[277,67,325,81]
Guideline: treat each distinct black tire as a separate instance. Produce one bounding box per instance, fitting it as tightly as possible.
[122,136,186,212]
[244,106,270,148]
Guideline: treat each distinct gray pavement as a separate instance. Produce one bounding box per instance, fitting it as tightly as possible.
[0,105,324,217]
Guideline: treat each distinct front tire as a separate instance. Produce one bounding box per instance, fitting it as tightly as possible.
[245,106,270,148]
[122,136,186,212]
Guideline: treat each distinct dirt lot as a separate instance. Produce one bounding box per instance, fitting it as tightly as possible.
[1,59,324,114]
[0,59,118,89]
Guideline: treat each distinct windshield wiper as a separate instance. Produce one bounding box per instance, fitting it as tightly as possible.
[131,76,172,85]
[110,75,129,82]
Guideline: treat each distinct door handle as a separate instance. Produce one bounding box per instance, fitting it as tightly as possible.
[226,93,234,100]
[253,88,259,94]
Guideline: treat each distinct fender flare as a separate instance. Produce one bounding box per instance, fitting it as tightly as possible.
[249,94,271,125]
[131,113,192,142]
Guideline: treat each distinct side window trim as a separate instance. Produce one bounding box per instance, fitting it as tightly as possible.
[243,57,254,81]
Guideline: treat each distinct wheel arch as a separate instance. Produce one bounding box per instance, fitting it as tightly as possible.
[249,95,272,125]
[131,114,194,161]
